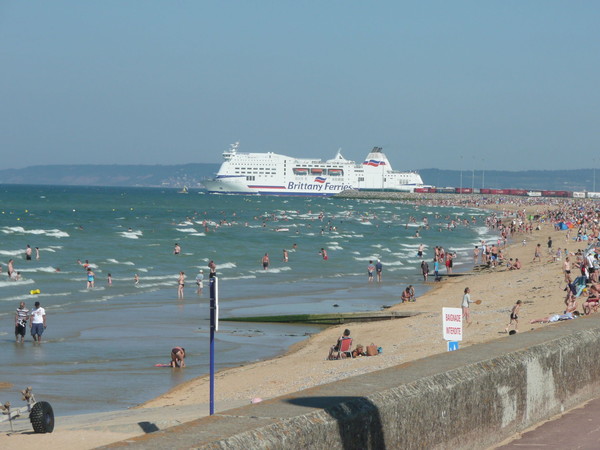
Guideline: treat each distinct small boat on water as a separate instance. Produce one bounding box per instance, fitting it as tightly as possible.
[178,186,189,194]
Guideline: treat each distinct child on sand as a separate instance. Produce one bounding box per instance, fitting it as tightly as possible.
[505,300,522,333]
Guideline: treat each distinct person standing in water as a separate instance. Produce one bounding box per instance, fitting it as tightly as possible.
[375,259,383,282]
[15,301,29,343]
[208,260,216,278]
[177,271,185,299]
[195,269,204,295]
[262,253,270,270]
[30,301,46,343]
[7,259,14,279]
[86,267,95,288]
[173,243,181,255]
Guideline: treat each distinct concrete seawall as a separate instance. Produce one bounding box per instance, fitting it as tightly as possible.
[104,316,600,449]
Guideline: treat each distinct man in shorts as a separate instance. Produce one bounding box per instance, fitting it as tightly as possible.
[375,260,383,282]
[30,301,46,343]
[15,301,29,343]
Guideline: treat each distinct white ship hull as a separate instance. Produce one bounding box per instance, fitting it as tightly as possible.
[203,143,424,196]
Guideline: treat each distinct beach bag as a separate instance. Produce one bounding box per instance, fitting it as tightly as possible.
[366,343,378,356]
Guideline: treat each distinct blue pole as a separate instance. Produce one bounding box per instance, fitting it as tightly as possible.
[209,276,217,415]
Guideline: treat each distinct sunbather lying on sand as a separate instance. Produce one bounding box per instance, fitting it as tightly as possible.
[530,311,580,324]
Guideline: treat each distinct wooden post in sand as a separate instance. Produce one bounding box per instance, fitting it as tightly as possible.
[209,277,219,415]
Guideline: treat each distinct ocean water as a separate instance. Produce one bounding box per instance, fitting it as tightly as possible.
[0,185,499,415]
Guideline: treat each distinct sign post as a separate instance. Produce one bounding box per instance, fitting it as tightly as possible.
[209,277,219,415]
[442,307,463,351]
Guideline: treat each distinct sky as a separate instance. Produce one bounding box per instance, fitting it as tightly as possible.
[1,1,599,171]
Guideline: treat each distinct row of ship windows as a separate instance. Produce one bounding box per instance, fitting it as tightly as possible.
[292,168,344,176]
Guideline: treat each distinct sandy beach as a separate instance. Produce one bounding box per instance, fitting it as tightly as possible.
[2,200,595,449]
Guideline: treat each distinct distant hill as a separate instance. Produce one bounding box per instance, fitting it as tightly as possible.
[0,164,597,192]
[0,164,220,188]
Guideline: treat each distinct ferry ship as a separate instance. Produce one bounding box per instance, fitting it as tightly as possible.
[202,143,425,196]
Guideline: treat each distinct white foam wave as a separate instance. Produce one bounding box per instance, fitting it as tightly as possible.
[0,279,35,288]
[16,266,61,273]
[105,259,135,265]
[353,256,381,262]
[400,243,423,248]
[385,261,404,266]
[118,231,142,239]
[0,250,23,256]
[221,275,257,281]
[176,228,198,233]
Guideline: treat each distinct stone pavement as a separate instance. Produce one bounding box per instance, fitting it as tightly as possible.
[497,396,600,449]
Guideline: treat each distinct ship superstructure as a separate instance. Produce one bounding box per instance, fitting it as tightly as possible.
[202,143,424,196]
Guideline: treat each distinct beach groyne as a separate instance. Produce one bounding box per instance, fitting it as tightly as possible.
[103,316,600,449]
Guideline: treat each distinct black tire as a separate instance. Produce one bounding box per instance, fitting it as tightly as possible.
[30,401,55,433]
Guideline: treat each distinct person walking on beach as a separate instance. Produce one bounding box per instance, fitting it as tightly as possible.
[196,269,204,295]
[462,287,474,325]
[208,260,216,278]
[30,301,46,343]
[367,260,375,282]
[86,267,95,288]
[505,300,522,333]
[177,271,185,299]
[170,347,186,368]
[375,259,383,282]
[533,243,542,262]
[421,260,429,281]
[262,253,270,270]
[15,301,29,343]
[563,257,572,283]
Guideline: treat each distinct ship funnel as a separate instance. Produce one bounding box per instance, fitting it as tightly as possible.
[363,147,392,170]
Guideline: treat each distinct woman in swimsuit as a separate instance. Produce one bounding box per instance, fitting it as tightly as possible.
[87,268,95,288]
[170,347,186,368]
[178,271,185,299]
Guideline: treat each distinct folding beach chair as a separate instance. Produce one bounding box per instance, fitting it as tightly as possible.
[335,337,353,359]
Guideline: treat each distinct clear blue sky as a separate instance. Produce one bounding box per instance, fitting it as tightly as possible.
[1,1,598,170]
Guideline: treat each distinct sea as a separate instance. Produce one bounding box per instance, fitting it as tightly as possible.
[0,185,501,416]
